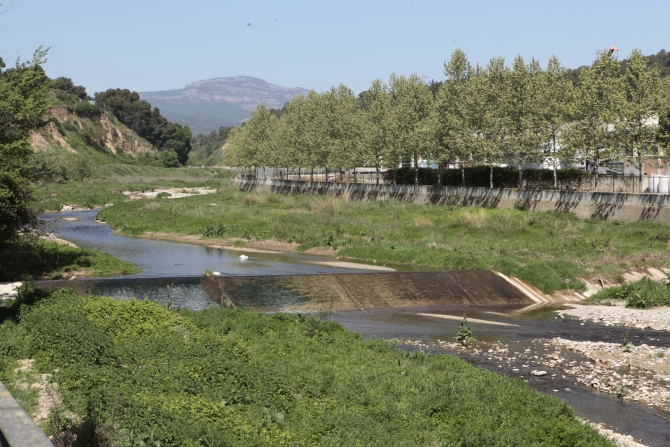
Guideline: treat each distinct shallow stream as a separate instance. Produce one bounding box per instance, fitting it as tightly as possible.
[43,210,367,277]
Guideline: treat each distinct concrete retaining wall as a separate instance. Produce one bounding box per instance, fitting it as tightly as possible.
[232,178,670,224]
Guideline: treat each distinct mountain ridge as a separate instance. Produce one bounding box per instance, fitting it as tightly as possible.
[140,75,309,132]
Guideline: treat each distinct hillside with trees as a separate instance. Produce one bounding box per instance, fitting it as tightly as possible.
[30,79,195,182]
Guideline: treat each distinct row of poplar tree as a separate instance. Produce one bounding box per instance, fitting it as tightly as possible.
[225,48,668,187]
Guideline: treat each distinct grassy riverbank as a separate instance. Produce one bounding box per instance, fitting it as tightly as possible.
[0,239,140,281]
[97,185,670,294]
[0,287,612,446]
[33,165,230,213]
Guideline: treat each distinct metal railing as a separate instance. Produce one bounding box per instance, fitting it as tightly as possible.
[0,382,53,447]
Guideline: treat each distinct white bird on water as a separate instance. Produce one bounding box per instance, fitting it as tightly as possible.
[239,255,249,260]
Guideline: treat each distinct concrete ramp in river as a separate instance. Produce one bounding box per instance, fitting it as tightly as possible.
[37,270,532,311]
[201,270,532,311]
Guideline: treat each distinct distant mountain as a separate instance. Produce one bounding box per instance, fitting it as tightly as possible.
[140,76,309,134]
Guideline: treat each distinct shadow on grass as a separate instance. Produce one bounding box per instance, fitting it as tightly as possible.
[0,238,140,283]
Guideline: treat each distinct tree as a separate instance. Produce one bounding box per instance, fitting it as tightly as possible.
[360,79,392,183]
[481,57,511,188]
[322,85,365,178]
[507,55,544,188]
[387,73,433,185]
[225,104,278,169]
[538,56,574,188]
[0,47,53,253]
[434,49,474,186]
[565,51,626,187]
[621,49,661,185]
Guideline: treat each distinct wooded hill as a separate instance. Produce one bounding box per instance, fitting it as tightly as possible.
[31,78,195,182]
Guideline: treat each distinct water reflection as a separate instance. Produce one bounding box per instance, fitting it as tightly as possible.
[42,210,367,278]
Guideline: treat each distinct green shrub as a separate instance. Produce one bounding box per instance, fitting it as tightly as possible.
[21,290,117,367]
[587,276,670,308]
[159,150,180,168]
[73,101,103,117]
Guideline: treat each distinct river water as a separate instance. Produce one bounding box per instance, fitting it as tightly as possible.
[43,210,670,445]
[43,210,367,278]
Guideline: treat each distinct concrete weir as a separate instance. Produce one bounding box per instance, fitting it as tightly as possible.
[38,270,532,311]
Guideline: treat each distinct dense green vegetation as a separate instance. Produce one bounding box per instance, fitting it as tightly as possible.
[0,288,612,446]
[0,48,53,255]
[97,185,670,294]
[0,239,140,281]
[226,49,667,189]
[585,276,670,308]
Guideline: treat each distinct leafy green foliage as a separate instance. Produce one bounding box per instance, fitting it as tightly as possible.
[189,126,233,166]
[586,276,670,308]
[0,47,53,252]
[456,314,473,345]
[0,289,613,446]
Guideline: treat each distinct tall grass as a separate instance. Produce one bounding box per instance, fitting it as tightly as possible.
[96,185,670,294]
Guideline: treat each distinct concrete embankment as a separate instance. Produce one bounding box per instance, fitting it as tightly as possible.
[233,178,670,224]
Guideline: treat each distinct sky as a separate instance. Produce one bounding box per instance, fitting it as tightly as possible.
[3,0,670,96]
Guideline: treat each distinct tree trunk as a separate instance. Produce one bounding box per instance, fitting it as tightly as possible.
[639,154,644,192]
[594,157,599,190]
[325,166,328,183]
[437,168,441,187]
[376,166,380,185]
[518,167,523,189]
[552,135,558,189]
[393,166,397,185]
[461,166,465,187]
[354,167,357,184]
[490,166,494,189]
[310,169,314,182]
[414,152,419,186]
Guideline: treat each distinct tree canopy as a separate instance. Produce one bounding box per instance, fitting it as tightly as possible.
[0,47,53,252]
[225,48,665,187]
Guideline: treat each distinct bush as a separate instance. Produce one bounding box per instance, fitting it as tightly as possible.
[21,290,117,367]
[159,150,180,168]
[587,276,670,308]
[73,101,103,117]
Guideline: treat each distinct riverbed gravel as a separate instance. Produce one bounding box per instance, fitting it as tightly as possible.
[560,302,670,331]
